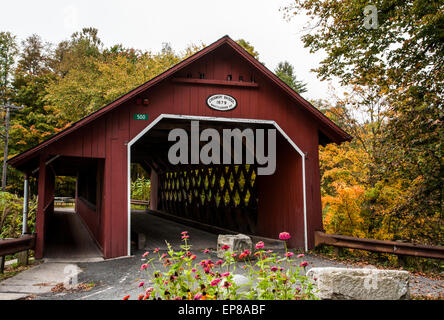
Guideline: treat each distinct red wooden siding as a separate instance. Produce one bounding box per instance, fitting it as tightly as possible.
[17,39,349,259]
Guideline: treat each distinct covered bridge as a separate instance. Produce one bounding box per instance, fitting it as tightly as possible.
[8,36,351,259]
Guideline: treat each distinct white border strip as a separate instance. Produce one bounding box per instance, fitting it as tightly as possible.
[127,114,309,255]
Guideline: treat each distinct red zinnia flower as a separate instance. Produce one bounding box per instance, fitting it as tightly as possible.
[123,295,130,300]
[203,249,210,253]
[142,251,149,257]
[221,245,230,250]
[221,272,230,277]
[297,253,305,258]
[285,252,294,258]
[190,255,197,260]
[300,261,308,268]
[138,282,144,287]
[270,266,278,272]
[215,260,223,265]
[138,294,144,300]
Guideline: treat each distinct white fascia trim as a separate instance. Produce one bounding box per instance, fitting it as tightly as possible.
[127,114,309,256]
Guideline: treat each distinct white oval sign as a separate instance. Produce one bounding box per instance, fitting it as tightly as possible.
[206,94,237,111]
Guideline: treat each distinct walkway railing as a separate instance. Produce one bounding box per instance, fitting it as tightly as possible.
[130,199,150,207]
[0,234,36,273]
[314,231,444,259]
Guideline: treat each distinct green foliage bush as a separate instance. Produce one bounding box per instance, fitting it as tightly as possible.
[0,191,37,238]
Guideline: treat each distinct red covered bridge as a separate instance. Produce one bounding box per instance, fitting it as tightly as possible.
[8,36,351,259]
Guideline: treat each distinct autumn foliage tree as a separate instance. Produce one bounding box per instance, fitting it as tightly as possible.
[1,27,203,193]
[285,0,443,245]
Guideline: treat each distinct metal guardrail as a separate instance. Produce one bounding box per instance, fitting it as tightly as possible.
[314,231,444,259]
[0,234,36,273]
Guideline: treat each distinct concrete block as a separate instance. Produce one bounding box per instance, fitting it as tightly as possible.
[217,234,252,258]
[307,267,410,300]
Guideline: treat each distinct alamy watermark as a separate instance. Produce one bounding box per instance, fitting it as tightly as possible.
[167,121,276,175]
[363,4,378,29]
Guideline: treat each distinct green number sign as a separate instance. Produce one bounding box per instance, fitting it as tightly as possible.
[134,114,148,120]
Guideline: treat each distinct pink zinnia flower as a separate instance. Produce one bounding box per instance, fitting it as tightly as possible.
[161,253,167,259]
[266,250,273,253]
[231,253,237,258]
[181,231,188,235]
[182,235,189,240]
[285,252,294,258]
[140,263,149,270]
[191,268,197,272]
[203,249,210,253]
[255,241,265,249]
[215,260,223,265]
[297,254,305,258]
[194,293,202,300]
[221,272,230,277]
[210,278,221,286]
[142,251,149,257]
[222,281,232,288]
[270,266,278,272]
[300,261,308,268]
[138,282,144,287]
[145,287,154,294]
[279,232,291,240]
[154,248,159,253]
[221,245,230,250]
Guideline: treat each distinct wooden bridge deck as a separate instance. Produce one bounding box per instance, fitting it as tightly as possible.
[44,209,103,261]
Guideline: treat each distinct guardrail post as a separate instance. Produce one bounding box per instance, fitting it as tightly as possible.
[17,249,28,266]
[0,255,5,274]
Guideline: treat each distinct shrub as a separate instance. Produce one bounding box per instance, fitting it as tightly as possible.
[0,191,37,238]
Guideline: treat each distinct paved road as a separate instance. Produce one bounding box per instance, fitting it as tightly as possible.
[29,249,443,300]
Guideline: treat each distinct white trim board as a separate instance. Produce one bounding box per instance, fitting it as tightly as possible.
[127,114,308,256]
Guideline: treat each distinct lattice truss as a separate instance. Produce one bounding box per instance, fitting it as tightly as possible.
[158,164,258,234]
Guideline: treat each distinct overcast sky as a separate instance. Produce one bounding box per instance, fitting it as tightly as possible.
[0,0,342,100]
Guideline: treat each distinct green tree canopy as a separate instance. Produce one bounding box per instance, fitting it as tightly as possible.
[274,61,307,94]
